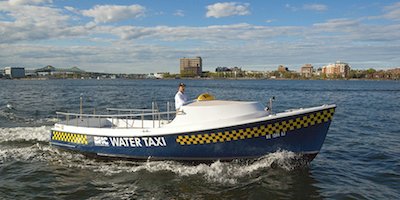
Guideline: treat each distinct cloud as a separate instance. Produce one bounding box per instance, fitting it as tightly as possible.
[265,19,275,23]
[303,4,327,12]
[174,9,185,17]
[64,6,81,15]
[8,0,52,6]
[313,18,359,31]
[286,3,327,12]
[0,43,184,73]
[311,18,400,43]
[285,4,298,11]
[82,4,145,24]
[1,2,400,72]
[383,2,400,21]
[103,23,300,42]
[0,2,88,43]
[206,2,250,18]
[2,32,399,74]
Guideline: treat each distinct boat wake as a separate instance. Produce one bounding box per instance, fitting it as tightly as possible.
[0,126,308,185]
[133,151,305,184]
[0,108,58,127]
[0,126,50,143]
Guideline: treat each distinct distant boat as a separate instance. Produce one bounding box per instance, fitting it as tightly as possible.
[50,94,336,162]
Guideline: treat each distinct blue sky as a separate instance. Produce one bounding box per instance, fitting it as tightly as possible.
[1,0,400,73]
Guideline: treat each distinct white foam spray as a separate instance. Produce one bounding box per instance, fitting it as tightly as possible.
[0,126,305,185]
[0,126,50,142]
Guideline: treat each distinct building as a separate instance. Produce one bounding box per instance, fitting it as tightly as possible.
[180,57,202,77]
[214,66,244,78]
[4,67,25,78]
[245,70,266,78]
[153,72,169,79]
[278,65,289,72]
[25,69,37,77]
[215,67,231,72]
[300,64,313,78]
[322,61,350,78]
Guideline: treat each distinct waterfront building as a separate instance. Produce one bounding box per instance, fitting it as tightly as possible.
[215,67,242,72]
[315,68,322,76]
[216,66,242,72]
[278,65,289,72]
[215,67,231,72]
[215,66,244,78]
[180,57,202,77]
[4,67,25,78]
[231,67,242,73]
[300,64,313,78]
[322,61,350,78]
[154,72,169,79]
[25,69,37,77]
[245,70,266,78]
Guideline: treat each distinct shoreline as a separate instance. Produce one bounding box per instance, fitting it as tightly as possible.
[0,77,398,81]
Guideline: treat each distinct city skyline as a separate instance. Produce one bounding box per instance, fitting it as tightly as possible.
[1,0,400,73]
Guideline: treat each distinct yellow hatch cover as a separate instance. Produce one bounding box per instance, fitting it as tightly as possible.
[197,93,215,101]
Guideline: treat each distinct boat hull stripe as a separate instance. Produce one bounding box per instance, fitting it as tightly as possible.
[51,131,88,145]
[176,108,335,145]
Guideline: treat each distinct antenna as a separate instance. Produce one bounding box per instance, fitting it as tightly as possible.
[80,93,83,118]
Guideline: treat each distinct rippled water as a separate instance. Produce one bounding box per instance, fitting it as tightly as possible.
[0,79,399,199]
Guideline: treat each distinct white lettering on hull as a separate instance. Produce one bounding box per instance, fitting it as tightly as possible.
[94,136,167,147]
[265,131,286,140]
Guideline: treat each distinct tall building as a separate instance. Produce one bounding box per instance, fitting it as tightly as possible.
[180,57,202,77]
[300,64,313,78]
[322,61,350,78]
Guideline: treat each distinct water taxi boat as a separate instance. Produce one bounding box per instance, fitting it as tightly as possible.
[50,95,336,161]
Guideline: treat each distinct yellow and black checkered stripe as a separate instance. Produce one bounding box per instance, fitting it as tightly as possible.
[51,131,88,145]
[176,108,335,145]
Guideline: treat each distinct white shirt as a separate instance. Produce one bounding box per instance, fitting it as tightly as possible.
[175,91,187,110]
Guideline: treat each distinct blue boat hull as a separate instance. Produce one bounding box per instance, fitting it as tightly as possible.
[50,107,335,161]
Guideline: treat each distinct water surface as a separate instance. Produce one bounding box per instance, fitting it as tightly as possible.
[0,79,399,199]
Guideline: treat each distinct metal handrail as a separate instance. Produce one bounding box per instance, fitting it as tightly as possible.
[56,111,177,118]
[106,108,156,112]
[56,109,179,128]
[55,101,178,128]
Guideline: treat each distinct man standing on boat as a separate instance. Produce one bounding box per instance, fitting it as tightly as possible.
[175,83,187,110]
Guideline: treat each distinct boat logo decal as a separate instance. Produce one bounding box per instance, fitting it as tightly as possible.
[176,108,335,145]
[51,131,88,145]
